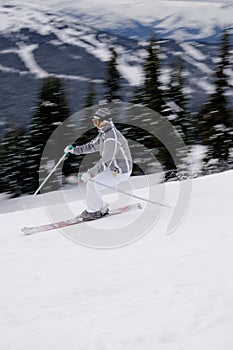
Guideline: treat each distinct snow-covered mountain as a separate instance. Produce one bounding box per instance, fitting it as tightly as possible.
[0,170,233,349]
[0,2,145,129]
[19,0,233,42]
[0,1,232,134]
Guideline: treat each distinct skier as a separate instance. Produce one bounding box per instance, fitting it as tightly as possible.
[64,108,132,221]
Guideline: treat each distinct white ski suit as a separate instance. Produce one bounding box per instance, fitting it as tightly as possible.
[74,121,132,212]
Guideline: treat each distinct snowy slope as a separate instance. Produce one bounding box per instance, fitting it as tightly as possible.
[0,170,233,349]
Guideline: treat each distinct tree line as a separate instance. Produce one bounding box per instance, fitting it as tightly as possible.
[0,29,232,197]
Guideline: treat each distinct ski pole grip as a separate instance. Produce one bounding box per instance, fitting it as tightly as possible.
[64,145,74,157]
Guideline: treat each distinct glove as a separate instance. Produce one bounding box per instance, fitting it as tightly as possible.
[78,171,91,183]
[64,145,74,155]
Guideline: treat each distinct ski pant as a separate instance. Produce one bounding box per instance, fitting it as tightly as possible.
[85,169,132,213]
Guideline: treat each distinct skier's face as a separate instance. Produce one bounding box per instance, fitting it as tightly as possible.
[92,117,100,128]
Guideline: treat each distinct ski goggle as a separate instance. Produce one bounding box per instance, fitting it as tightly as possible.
[92,117,100,127]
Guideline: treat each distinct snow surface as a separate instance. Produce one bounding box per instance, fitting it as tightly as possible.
[0,170,233,349]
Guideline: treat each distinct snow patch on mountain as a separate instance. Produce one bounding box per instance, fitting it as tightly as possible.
[192,77,215,94]
[180,42,207,61]
[182,54,213,75]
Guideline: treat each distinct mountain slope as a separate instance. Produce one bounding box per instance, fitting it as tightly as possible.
[0,170,233,349]
[41,0,233,42]
[0,2,232,135]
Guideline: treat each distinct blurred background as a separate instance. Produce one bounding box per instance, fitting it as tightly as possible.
[0,0,232,198]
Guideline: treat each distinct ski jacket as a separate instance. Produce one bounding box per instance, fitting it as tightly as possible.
[74,121,132,178]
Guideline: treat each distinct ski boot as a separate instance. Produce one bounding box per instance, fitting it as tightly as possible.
[80,205,109,221]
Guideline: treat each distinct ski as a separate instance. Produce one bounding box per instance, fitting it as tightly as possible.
[21,202,143,235]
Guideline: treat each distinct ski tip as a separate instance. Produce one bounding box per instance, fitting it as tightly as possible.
[21,227,36,235]
[21,227,29,235]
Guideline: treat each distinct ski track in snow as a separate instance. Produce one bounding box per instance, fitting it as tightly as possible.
[0,45,49,78]
[0,63,22,74]
[0,171,233,349]
[0,43,104,82]
[17,43,49,78]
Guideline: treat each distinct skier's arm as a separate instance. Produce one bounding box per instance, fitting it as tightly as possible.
[88,138,117,177]
[73,135,100,155]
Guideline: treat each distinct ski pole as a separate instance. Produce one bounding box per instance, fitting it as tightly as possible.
[91,178,170,208]
[34,153,67,196]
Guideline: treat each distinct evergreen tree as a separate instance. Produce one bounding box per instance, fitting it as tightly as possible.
[162,59,192,143]
[0,127,26,197]
[23,76,70,194]
[137,38,163,113]
[131,38,178,179]
[104,48,122,102]
[198,29,233,173]
[85,81,96,108]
